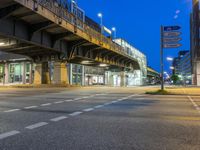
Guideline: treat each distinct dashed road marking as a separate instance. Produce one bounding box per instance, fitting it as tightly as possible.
[4,109,20,113]
[94,105,104,109]
[50,116,68,122]
[54,101,64,104]
[83,108,94,112]
[69,111,83,116]
[64,99,73,102]
[25,122,48,130]
[135,98,145,100]
[104,102,112,105]
[0,130,20,140]
[188,96,200,113]
[41,103,51,106]
[83,96,89,99]
[24,106,38,109]
[74,98,82,101]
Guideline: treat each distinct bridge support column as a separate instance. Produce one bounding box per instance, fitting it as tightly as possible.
[120,71,126,87]
[53,62,69,85]
[34,62,50,85]
[195,61,200,86]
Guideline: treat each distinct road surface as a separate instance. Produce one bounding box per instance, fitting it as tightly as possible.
[0,87,199,150]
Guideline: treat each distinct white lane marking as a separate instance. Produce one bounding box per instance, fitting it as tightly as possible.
[69,111,83,116]
[54,101,64,104]
[65,99,73,102]
[95,93,107,96]
[94,105,104,109]
[41,103,51,106]
[0,130,20,140]
[104,102,112,105]
[83,108,94,112]
[188,96,200,113]
[74,98,82,101]
[50,116,68,122]
[25,122,48,130]
[24,106,38,109]
[135,98,145,100]
[4,109,20,113]
[83,96,89,99]
[117,98,127,101]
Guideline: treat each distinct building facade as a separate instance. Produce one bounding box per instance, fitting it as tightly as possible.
[0,52,33,85]
[172,51,192,84]
[191,0,200,85]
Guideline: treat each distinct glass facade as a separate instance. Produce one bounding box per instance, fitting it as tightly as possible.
[25,63,31,83]
[0,64,4,83]
[71,64,83,85]
[9,63,22,83]
[85,66,105,85]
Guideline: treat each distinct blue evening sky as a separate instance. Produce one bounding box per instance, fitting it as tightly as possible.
[77,0,191,72]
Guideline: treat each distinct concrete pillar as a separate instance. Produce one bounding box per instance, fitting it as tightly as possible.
[22,62,26,84]
[197,62,200,86]
[120,71,126,87]
[29,63,33,84]
[4,63,9,84]
[33,63,42,85]
[53,62,69,85]
[43,62,51,84]
[33,62,50,85]
[82,65,85,86]
[109,73,114,86]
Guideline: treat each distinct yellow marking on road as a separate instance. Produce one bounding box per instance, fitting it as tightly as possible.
[162,116,200,121]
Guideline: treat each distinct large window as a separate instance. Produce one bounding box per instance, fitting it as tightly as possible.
[9,63,22,83]
[0,64,4,83]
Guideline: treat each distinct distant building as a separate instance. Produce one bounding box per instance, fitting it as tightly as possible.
[190,0,200,85]
[147,67,160,85]
[172,51,192,84]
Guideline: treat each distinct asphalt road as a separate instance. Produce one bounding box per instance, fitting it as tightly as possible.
[0,87,199,150]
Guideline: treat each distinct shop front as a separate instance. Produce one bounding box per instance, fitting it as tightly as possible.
[0,64,5,84]
[69,64,84,86]
[84,66,105,86]
[8,62,32,84]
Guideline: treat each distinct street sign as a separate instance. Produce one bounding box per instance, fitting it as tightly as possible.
[163,43,182,48]
[163,31,181,37]
[164,26,181,31]
[163,37,182,43]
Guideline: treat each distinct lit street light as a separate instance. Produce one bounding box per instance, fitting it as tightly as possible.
[97,13,103,34]
[170,66,175,70]
[112,27,117,39]
[166,57,173,61]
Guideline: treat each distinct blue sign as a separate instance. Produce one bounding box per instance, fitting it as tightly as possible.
[164,26,181,31]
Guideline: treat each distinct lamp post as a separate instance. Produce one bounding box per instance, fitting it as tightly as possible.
[112,27,116,39]
[97,13,103,34]
[166,57,173,61]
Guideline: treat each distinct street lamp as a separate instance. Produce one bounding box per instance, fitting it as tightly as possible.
[0,42,5,46]
[166,57,173,61]
[170,66,175,70]
[97,13,103,34]
[112,27,116,39]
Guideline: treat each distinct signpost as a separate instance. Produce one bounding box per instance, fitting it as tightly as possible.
[163,32,181,37]
[160,25,182,90]
[163,37,182,43]
[163,43,182,48]
[164,26,181,31]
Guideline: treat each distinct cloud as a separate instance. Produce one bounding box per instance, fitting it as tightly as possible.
[174,15,179,19]
[176,10,181,14]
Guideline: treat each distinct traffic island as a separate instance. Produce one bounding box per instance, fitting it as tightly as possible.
[145,89,172,95]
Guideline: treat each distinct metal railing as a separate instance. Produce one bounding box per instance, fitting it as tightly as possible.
[20,0,140,62]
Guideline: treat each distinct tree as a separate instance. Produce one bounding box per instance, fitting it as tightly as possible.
[171,74,180,84]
